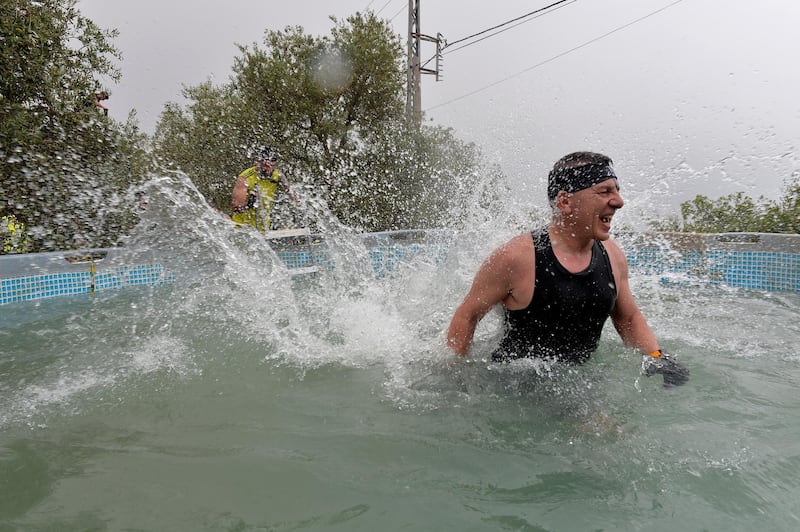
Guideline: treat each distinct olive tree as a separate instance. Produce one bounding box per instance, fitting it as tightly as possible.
[154,12,500,231]
[1,0,150,251]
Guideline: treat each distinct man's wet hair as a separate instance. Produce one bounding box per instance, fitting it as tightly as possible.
[551,152,612,173]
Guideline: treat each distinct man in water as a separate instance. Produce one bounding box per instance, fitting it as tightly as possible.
[446,151,688,386]
[231,145,297,231]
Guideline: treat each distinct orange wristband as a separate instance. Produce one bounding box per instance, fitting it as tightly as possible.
[648,350,662,358]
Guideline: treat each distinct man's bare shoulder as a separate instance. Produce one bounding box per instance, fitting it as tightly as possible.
[600,237,625,257]
[492,232,533,256]
[482,232,535,273]
[600,237,630,272]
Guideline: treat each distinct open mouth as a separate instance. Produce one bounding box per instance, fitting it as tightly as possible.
[600,215,613,224]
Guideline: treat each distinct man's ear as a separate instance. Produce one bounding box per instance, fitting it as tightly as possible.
[555,190,573,214]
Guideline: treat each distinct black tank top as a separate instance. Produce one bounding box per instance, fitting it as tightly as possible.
[494,230,617,364]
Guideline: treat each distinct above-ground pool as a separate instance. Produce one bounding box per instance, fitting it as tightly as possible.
[2,201,799,531]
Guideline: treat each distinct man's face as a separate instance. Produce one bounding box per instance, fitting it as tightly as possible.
[257,158,276,173]
[566,178,624,241]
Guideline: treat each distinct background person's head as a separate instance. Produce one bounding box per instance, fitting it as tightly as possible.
[255,145,278,174]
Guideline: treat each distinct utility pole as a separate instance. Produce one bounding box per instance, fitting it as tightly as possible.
[406,0,443,124]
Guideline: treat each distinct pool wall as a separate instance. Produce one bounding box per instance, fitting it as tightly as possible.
[624,232,800,292]
[1,231,798,305]
[0,249,173,305]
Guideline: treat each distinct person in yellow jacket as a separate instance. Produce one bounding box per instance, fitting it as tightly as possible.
[230,146,297,231]
[1,213,29,254]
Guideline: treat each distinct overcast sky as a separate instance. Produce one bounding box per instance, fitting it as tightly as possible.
[77,0,800,217]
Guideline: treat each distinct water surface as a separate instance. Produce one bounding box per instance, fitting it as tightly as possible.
[2,189,799,531]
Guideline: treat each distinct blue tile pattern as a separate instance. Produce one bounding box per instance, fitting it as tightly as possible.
[1,263,173,305]
[276,249,328,270]
[626,247,800,292]
[2,233,798,306]
[365,243,449,276]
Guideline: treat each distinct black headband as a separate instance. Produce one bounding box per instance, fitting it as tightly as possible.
[547,162,617,201]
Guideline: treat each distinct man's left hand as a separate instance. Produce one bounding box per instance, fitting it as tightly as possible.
[642,351,689,387]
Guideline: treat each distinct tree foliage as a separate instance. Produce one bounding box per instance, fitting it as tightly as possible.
[153,12,498,231]
[654,174,800,234]
[1,0,150,252]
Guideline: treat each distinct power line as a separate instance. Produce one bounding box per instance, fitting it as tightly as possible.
[420,0,574,70]
[389,4,406,22]
[425,0,685,112]
[374,0,398,16]
[444,0,574,49]
[443,1,576,56]
[365,0,405,23]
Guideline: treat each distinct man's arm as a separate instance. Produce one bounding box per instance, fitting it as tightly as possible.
[446,235,532,356]
[607,239,690,386]
[231,176,249,213]
[605,240,659,353]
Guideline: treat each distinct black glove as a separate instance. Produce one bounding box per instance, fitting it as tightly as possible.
[642,351,689,387]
